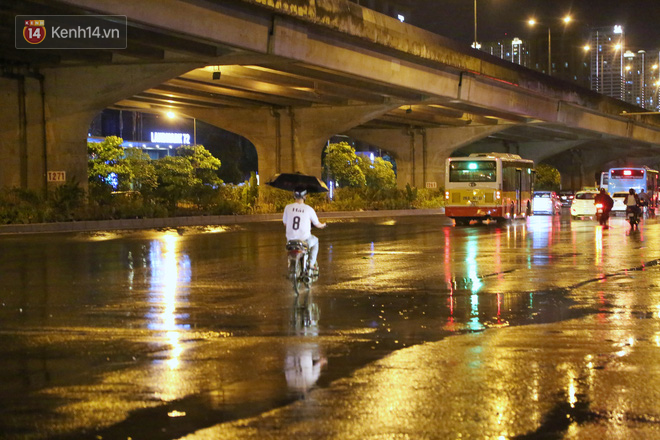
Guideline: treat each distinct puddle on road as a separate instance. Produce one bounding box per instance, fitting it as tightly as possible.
[6,226,660,440]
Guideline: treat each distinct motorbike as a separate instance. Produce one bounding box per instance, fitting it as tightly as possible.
[626,206,641,229]
[286,240,315,294]
[595,203,603,222]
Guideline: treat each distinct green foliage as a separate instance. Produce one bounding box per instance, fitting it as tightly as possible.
[123,148,157,193]
[211,184,247,215]
[323,142,366,187]
[358,156,397,189]
[405,183,418,203]
[176,145,222,187]
[254,185,293,213]
[0,187,44,224]
[412,188,445,209]
[46,181,85,221]
[88,136,130,199]
[0,182,86,224]
[535,164,561,191]
[242,172,259,208]
[323,187,367,211]
[88,136,125,180]
[153,156,197,210]
[0,135,448,225]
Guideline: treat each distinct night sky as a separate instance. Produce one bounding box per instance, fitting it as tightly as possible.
[408,0,660,49]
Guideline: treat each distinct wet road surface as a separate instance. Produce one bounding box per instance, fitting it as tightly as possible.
[2,212,660,439]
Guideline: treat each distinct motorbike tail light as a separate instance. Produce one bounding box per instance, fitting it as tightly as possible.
[595,203,603,208]
[445,191,449,200]
[496,190,501,200]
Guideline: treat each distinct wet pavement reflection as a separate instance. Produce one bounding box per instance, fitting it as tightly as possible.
[2,212,660,438]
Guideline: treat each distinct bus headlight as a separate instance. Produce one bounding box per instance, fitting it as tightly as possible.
[496,190,501,200]
[445,191,449,200]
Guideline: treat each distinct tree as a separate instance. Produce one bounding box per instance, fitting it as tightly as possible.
[242,171,259,208]
[535,163,561,191]
[358,156,396,189]
[88,136,130,198]
[176,145,222,187]
[323,142,366,187]
[152,145,222,210]
[123,148,157,193]
[153,156,197,209]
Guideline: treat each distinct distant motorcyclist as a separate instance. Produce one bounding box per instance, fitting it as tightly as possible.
[638,189,650,215]
[624,188,641,226]
[594,188,613,228]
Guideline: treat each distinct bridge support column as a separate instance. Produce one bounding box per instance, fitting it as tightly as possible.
[348,125,507,188]
[185,103,399,183]
[545,145,624,191]
[0,63,200,192]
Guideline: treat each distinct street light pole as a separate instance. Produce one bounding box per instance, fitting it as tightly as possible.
[528,15,571,77]
[547,26,551,76]
[473,0,477,48]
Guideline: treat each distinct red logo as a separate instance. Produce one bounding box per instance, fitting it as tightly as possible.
[23,20,46,45]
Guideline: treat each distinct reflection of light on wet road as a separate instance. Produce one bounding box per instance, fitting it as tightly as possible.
[465,236,484,331]
[595,227,603,267]
[466,236,482,293]
[531,217,552,266]
[147,233,191,372]
[494,230,502,279]
[567,370,577,408]
[469,294,483,331]
[444,228,453,292]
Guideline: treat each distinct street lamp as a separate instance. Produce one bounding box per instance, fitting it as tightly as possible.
[164,111,197,145]
[528,15,572,76]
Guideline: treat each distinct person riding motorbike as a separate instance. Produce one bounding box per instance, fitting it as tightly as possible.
[638,189,650,215]
[594,188,614,228]
[283,188,326,276]
[624,188,641,228]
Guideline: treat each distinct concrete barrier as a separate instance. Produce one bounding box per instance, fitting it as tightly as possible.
[0,209,445,235]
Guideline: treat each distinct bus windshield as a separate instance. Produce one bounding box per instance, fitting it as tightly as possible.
[449,160,496,182]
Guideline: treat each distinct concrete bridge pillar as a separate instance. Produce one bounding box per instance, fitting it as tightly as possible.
[0,63,200,192]
[348,125,507,188]
[185,103,399,183]
[548,147,618,191]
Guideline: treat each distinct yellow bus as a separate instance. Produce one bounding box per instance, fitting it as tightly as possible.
[444,153,535,225]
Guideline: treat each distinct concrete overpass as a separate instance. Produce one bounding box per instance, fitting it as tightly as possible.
[3,0,660,192]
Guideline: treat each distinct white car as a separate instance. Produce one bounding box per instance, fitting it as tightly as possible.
[570,191,599,219]
[533,191,561,215]
[611,192,628,215]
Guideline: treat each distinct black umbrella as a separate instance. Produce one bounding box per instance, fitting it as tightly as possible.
[266,172,328,193]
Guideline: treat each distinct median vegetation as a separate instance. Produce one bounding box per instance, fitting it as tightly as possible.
[0,138,444,225]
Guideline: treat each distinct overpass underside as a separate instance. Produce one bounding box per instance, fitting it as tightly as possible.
[2,0,660,193]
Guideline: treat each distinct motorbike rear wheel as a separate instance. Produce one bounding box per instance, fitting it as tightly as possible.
[292,255,313,295]
[628,212,639,228]
[291,257,303,295]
